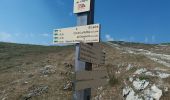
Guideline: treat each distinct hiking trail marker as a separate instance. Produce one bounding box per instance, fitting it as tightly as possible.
[75,70,108,91]
[74,0,91,13]
[79,42,105,65]
[53,24,100,44]
[53,0,107,100]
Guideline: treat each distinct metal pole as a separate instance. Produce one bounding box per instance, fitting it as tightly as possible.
[74,0,95,100]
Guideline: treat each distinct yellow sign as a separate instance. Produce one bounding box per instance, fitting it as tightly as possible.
[74,0,91,13]
[53,24,100,44]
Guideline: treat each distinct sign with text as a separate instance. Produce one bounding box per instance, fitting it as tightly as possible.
[74,0,91,13]
[53,24,100,44]
[75,70,108,91]
[76,70,107,81]
[75,79,107,91]
[79,42,105,65]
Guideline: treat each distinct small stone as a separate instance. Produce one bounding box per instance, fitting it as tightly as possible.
[156,72,170,79]
[63,81,73,91]
[123,86,142,100]
[134,68,147,75]
[129,77,133,82]
[145,71,155,76]
[133,78,149,90]
[116,71,120,74]
[144,84,162,100]
[126,64,133,71]
[24,81,29,84]
[164,87,168,92]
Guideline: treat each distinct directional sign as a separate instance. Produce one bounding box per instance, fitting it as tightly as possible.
[75,79,107,91]
[76,70,107,81]
[74,0,91,13]
[53,24,100,44]
[79,42,105,65]
[75,70,108,91]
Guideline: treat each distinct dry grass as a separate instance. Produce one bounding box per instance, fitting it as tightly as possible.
[0,42,170,100]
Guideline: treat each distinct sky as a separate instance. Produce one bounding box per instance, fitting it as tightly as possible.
[0,0,170,45]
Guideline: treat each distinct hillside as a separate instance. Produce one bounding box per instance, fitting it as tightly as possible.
[0,42,74,100]
[0,42,170,100]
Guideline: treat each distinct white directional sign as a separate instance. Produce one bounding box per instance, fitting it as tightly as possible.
[74,0,91,13]
[53,24,100,44]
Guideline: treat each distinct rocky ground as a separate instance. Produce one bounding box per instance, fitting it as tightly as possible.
[0,43,74,100]
[0,42,169,100]
[92,42,170,100]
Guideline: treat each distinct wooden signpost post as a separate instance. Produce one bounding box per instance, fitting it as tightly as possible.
[53,0,107,100]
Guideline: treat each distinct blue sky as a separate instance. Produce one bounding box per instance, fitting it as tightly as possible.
[0,0,170,45]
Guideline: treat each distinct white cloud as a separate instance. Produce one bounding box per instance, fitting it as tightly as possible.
[0,32,13,42]
[151,35,156,43]
[119,38,126,41]
[0,32,52,45]
[42,33,50,37]
[145,37,148,43]
[105,34,114,41]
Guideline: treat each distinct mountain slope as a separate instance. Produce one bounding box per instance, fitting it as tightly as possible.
[0,42,170,100]
[0,42,74,100]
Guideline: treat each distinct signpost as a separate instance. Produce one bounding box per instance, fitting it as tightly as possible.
[53,0,107,100]
[53,24,100,44]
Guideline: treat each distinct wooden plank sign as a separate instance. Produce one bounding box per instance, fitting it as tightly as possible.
[75,70,108,91]
[76,70,107,81]
[53,24,100,44]
[75,79,108,91]
[79,42,105,65]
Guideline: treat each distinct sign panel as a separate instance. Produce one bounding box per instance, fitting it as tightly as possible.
[79,42,105,64]
[76,70,107,81]
[75,79,107,91]
[74,0,91,13]
[53,24,100,44]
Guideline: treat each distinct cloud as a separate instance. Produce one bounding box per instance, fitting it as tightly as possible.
[151,35,156,43]
[119,38,126,41]
[105,34,114,41]
[144,37,149,43]
[42,33,50,37]
[0,32,52,45]
[0,32,13,42]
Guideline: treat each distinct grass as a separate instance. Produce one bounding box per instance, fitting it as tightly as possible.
[0,42,74,70]
[109,75,119,86]
[0,42,74,100]
[139,75,150,81]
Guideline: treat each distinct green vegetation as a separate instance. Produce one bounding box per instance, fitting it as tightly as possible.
[139,75,150,81]
[0,42,74,71]
[109,75,119,86]
[161,43,170,45]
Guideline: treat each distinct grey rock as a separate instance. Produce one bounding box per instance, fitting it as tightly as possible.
[22,85,48,100]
